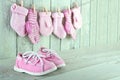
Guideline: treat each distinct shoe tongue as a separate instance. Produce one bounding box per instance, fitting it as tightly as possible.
[41,47,46,51]
[38,47,47,56]
[39,47,55,57]
[40,47,49,53]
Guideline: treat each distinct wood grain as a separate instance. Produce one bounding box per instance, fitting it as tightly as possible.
[0,0,16,58]
[60,0,72,51]
[0,0,120,58]
[50,0,62,51]
[107,0,118,44]
[96,0,108,46]
[118,0,120,42]
[33,0,51,52]
[80,0,90,48]
[90,0,97,47]
[16,0,33,53]
[70,0,82,49]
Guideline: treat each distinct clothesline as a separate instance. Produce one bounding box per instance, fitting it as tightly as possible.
[9,0,81,13]
[9,0,87,12]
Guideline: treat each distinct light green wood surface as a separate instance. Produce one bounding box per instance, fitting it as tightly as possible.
[1,45,120,80]
[96,0,108,46]
[118,0,120,42]
[0,0,16,58]
[90,0,97,47]
[80,0,90,48]
[0,0,120,58]
[107,0,118,44]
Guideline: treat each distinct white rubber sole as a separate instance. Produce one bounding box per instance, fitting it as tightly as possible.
[57,63,66,68]
[14,66,57,76]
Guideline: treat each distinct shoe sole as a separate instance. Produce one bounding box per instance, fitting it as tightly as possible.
[57,63,66,68]
[14,66,57,76]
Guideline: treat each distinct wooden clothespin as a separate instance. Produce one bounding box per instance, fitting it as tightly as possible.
[57,8,61,15]
[32,4,36,13]
[73,2,78,8]
[20,0,23,7]
[44,7,48,14]
[42,7,44,12]
[68,6,71,13]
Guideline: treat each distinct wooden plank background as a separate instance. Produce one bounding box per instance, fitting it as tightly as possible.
[0,0,120,59]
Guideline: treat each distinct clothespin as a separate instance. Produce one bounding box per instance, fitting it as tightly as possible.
[57,8,61,15]
[20,0,23,7]
[42,8,45,12]
[68,6,70,10]
[68,6,70,13]
[73,2,79,8]
[32,4,36,13]
[43,7,48,14]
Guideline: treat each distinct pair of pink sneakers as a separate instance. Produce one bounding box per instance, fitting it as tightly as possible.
[14,47,65,76]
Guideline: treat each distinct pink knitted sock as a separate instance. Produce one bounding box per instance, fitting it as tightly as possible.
[72,7,82,30]
[52,12,66,39]
[10,4,28,37]
[63,9,76,40]
[39,12,53,36]
[25,9,40,44]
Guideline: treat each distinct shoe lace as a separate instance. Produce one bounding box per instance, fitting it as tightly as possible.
[41,48,59,58]
[22,51,45,67]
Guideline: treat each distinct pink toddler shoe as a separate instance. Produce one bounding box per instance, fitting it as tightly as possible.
[10,3,28,37]
[52,12,66,39]
[38,47,66,68]
[39,12,53,36]
[14,51,57,76]
[72,7,82,30]
[63,9,76,40]
[25,9,40,44]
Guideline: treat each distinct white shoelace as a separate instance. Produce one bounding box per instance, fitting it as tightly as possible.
[22,51,45,71]
[41,48,60,58]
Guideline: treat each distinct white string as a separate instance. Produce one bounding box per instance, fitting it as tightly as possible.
[22,51,45,71]
[41,48,61,58]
